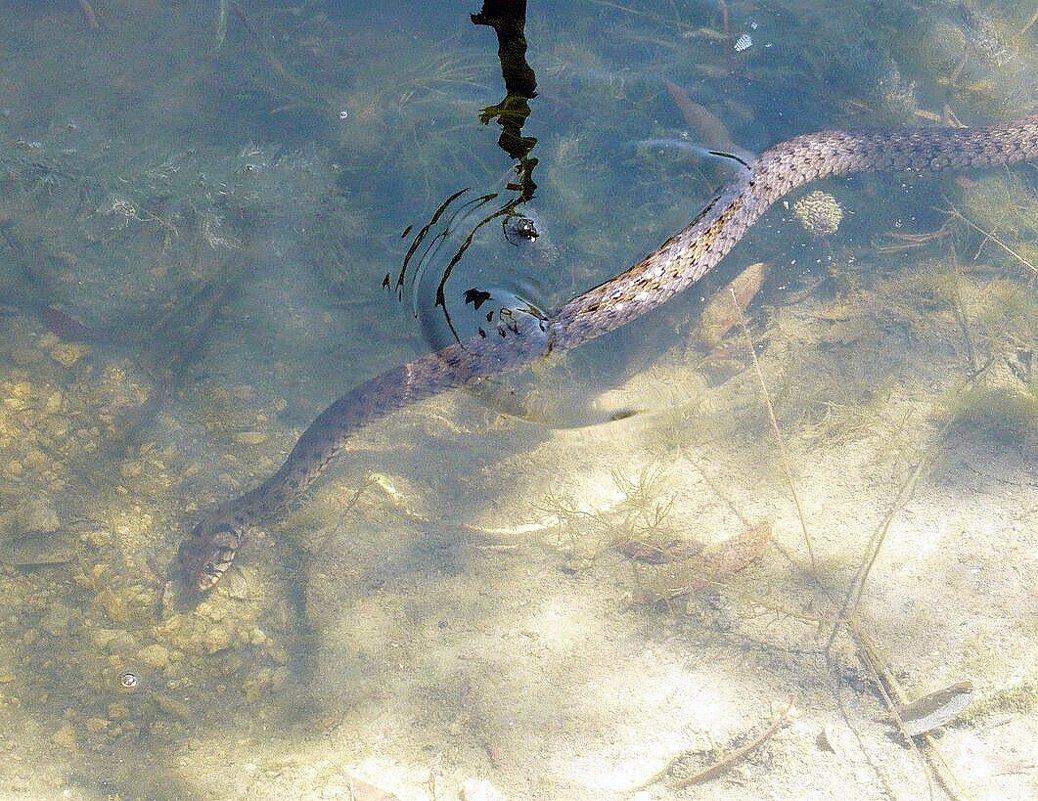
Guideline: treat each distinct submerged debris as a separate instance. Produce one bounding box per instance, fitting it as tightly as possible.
[875,66,918,122]
[622,520,773,601]
[633,699,795,791]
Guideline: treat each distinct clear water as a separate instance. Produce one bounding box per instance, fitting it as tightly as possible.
[0,1,1036,799]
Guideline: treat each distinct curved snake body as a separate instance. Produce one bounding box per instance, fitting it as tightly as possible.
[178,117,1038,592]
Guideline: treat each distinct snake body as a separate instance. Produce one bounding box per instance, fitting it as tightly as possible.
[178,116,1038,593]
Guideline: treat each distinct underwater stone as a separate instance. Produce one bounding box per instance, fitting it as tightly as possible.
[204,626,234,654]
[49,342,91,368]
[51,723,77,750]
[137,643,172,669]
[0,497,61,538]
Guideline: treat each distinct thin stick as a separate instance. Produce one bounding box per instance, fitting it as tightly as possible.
[947,255,979,376]
[738,302,816,569]
[851,622,972,801]
[946,207,1038,276]
[77,0,100,29]
[672,698,795,788]
[1020,7,1038,35]
[824,439,924,655]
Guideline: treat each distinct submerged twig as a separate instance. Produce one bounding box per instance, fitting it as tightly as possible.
[852,624,972,801]
[673,698,795,788]
[947,256,980,376]
[630,698,795,792]
[77,0,100,29]
[945,206,1038,276]
[876,216,956,253]
[738,305,816,569]
[1021,8,1038,36]
[830,446,924,651]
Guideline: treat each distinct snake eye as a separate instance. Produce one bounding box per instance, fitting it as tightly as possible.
[202,561,219,577]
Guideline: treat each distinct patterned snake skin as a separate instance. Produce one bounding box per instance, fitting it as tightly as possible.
[177,116,1038,593]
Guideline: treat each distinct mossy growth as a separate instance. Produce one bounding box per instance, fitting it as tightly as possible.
[536,464,684,569]
[964,680,1038,720]
[945,380,1038,443]
[956,173,1038,278]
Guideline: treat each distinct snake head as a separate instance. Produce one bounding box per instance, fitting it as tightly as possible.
[177,516,245,593]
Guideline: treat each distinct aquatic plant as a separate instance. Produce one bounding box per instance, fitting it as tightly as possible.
[792,191,844,238]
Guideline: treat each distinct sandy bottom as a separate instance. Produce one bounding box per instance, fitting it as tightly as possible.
[2,282,1036,801]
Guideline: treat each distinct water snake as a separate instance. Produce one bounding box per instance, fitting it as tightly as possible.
[177,116,1038,593]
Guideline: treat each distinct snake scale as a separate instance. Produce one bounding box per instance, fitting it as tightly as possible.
[178,116,1038,593]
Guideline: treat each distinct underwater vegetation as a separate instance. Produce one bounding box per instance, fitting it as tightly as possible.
[792,191,844,238]
[215,3,500,194]
[956,173,1038,276]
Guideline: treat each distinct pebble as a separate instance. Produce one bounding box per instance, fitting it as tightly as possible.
[241,669,273,702]
[91,628,135,654]
[23,448,47,467]
[138,644,171,669]
[154,693,192,720]
[0,497,60,538]
[205,626,233,654]
[10,347,43,365]
[2,382,30,409]
[49,342,91,367]
[233,431,268,445]
[40,604,74,636]
[44,416,70,438]
[95,587,130,623]
[51,723,77,749]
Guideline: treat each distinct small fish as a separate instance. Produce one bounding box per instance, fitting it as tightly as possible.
[39,305,101,342]
[660,77,756,166]
[634,138,751,168]
[898,680,975,737]
[695,261,770,349]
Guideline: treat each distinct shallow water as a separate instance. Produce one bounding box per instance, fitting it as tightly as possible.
[0,1,1036,799]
